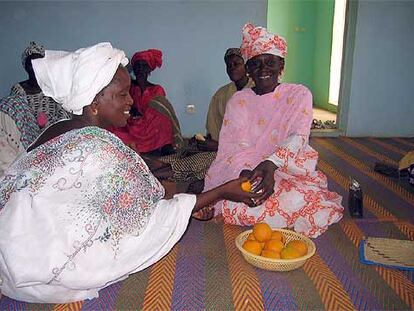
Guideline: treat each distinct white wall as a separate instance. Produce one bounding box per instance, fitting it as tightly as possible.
[344,0,414,137]
[0,0,267,136]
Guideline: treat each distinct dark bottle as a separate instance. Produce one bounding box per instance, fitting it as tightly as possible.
[409,164,414,186]
[348,178,363,218]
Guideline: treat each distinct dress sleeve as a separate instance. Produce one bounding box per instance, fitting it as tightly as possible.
[266,86,315,174]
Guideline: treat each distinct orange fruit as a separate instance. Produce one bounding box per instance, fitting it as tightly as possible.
[264,239,284,253]
[241,180,252,192]
[270,231,285,243]
[247,233,256,241]
[253,223,272,242]
[286,240,308,257]
[261,250,281,259]
[242,240,262,255]
[280,247,302,259]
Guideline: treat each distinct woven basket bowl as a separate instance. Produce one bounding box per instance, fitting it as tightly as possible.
[235,228,316,272]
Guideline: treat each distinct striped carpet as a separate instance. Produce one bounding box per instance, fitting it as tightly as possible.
[1,137,413,310]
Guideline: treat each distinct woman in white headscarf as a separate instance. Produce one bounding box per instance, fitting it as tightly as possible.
[0,42,259,303]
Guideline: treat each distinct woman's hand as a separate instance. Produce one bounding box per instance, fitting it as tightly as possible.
[239,169,253,179]
[249,160,277,205]
[193,177,261,212]
[218,177,261,207]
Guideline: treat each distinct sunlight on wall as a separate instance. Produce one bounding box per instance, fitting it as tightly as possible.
[329,0,347,106]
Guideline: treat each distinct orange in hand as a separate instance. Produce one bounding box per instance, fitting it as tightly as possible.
[241,180,252,192]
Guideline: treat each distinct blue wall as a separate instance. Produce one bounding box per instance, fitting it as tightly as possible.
[0,0,267,136]
[2,1,413,137]
[344,0,414,137]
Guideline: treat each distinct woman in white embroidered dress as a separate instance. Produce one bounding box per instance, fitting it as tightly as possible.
[204,23,344,238]
[0,43,259,303]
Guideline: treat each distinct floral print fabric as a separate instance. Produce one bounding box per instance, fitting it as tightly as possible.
[204,84,343,238]
[0,126,164,236]
[240,22,288,61]
[0,127,197,302]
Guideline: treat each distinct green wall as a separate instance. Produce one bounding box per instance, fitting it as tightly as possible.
[267,0,336,112]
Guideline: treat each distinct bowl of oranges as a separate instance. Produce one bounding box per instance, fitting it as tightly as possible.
[235,223,316,271]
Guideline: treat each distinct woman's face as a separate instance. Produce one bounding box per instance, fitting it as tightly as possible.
[225,55,246,82]
[132,60,151,81]
[246,54,284,94]
[95,66,133,128]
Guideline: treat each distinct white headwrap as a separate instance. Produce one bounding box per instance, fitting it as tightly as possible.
[32,42,128,115]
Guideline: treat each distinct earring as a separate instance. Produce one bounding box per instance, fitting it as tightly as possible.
[246,73,250,77]
[92,108,98,115]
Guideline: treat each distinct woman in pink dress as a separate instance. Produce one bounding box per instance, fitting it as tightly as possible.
[110,49,174,155]
[204,23,343,238]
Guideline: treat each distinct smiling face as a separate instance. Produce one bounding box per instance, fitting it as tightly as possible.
[225,54,247,82]
[246,54,284,95]
[94,66,133,128]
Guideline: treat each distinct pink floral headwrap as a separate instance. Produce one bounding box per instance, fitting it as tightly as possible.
[240,23,287,62]
[131,49,163,71]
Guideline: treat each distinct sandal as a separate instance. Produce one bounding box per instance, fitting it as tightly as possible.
[192,205,215,221]
[311,119,323,129]
[323,120,336,129]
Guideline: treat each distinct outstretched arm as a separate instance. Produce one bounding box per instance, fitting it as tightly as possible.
[192,177,260,213]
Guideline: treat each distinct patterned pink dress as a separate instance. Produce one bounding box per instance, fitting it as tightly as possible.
[204,84,343,238]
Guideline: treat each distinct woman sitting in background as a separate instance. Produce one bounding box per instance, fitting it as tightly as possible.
[204,23,343,238]
[10,41,71,127]
[0,42,258,303]
[110,49,178,156]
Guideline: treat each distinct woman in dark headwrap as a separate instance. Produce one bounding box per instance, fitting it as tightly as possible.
[10,41,71,126]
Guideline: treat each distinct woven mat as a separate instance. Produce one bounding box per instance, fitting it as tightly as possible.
[360,237,414,270]
[1,137,414,309]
